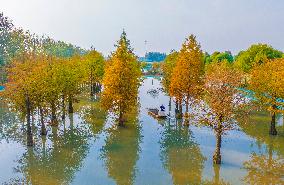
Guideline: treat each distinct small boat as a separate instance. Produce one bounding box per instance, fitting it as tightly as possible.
[147,108,167,119]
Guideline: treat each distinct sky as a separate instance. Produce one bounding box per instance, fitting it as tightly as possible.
[1,0,284,56]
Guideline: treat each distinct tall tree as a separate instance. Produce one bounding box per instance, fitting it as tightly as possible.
[101,31,141,126]
[3,53,43,146]
[203,62,244,164]
[169,35,203,121]
[249,58,284,135]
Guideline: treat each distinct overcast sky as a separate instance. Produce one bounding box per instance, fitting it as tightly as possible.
[2,0,284,56]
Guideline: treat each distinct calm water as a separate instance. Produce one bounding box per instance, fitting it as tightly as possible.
[0,77,283,185]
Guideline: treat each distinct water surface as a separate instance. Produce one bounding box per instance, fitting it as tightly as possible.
[0,77,283,185]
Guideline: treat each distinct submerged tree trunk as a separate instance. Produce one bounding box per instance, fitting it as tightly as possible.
[40,107,47,136]
[168,97,172,119]
[118,111,125,127]
[51,101,58,126]
[118,112,124,126]
[270,106,277,135]
[69,113,74,131]
[68,95,74,114]
[175,100,178,115]
[52,126,58,150]
[90,83,94,96]
[92,83,96,94]
[94,83,97,94]
[26,95,33,146]
[90,71,94,96]
[184,96,190,126]
[62,94,66,120]
[41,135,47,158]
[213,164,221,184]
[213,128,222,164]
[185,96,189,115]
[175,100,182,119]
[177,100,183,119]
[214,116,223,164]
[99,83,102,93]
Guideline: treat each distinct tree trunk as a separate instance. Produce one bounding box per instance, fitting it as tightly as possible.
[68,95,74,114]
[90,84,93,96]
[94,83,98,94]
[213,129,222,164]
[90,70,94,96]
[51,101,58,126]
[69,114,74,130]
[213,164,220,184]
[185,96,189,115]
[26,95,33,147]
[41,135,47,158]
[118,111,124,127]
[40,107,47,136]
[168,97,172,119]
[270,109,277,135]
[62,94,66,120]
[184,96,189,126]
[52,126,58,150]
[175,100,182,119]
[175,100,178,115]
[177,100,183,119]
[98,83,102,93]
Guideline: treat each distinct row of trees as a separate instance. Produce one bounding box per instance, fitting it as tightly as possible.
[0,12,109,147]
[161,35,284,164]
[2,27,140,148]
[3,50,105,146]
[0,13,85,83]
[2,12,284,169]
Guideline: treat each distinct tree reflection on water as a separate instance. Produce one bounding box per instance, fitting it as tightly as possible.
[159,119,206,185]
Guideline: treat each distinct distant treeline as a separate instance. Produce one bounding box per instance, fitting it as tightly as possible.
[139,52,166,62]
[0,12,86,83]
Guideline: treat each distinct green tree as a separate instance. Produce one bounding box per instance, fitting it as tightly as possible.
[235,44,283,72]
[82,49,105,96]
[206,51,234,65]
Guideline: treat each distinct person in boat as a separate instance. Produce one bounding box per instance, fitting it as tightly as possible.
[158,104,166,117]
[160,104,165,111]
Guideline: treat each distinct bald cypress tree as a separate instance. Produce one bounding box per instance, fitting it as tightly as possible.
[170,35,203,122]
[101,31,141,126]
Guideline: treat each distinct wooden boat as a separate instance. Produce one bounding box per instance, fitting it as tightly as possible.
[147,108,167,119]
